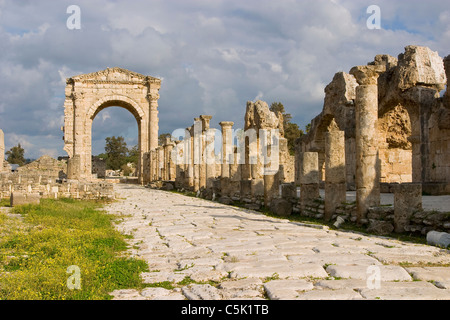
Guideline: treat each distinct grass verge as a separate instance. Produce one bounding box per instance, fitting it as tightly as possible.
[0,198,148,300]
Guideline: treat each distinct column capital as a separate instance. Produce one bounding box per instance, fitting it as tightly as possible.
[350,65,384,85]
[199,115,212,131]
[219,121,234,128]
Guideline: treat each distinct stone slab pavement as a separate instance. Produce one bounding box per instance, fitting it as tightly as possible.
[108,184,450,300]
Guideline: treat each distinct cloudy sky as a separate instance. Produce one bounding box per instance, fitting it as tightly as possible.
[0,0,449,159]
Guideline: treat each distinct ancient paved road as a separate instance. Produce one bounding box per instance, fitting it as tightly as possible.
[108,184,450,300]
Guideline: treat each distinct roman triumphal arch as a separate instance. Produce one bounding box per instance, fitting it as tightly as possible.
[62,67,161,183]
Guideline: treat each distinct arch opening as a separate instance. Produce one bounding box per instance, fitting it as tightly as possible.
[91,106,140,179]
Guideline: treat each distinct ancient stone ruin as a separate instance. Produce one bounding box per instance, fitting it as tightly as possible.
[63,67,161,183]
[147,45,450,236]
[0,45,449,234]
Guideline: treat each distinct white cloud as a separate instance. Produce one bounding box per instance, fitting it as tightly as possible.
[0,0,448,158]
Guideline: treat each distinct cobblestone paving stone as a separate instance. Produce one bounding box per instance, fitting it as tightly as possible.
[108,185,450,300]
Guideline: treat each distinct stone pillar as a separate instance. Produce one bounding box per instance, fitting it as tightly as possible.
[174,140,183,186]
[263,130,280,206]
[199,115,212,190]
[393,183,422,233]
[157,146,164,180]
[0,129,5,172]
[445,55,450,108]
[148,93,160,151]
[67,155,81,180]
[163,139,169,181]
[264,168,280,207]
[193,118,202,192]
[185,127,194,189]
[150,150,157,181]
[219,122,233,196]
[166,140,175,181]
[324,130,347,221]
[351,66,381,222]
[205,128,216,189]
[219,122,234,178]
[299,152,320,213]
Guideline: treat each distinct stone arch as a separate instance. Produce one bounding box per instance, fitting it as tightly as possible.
[88,95,146,121]
[63,67,161,184]
[310,114,340,181]
[377,102,413,183]
[86,96,146,183]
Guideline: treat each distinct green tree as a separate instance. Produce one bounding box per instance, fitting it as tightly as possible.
[158,133,172,146]
[126,145,139,167]
[104,136,128,170]
[6,143,26,166]
[305,123,311,134]
[270,102,304,155]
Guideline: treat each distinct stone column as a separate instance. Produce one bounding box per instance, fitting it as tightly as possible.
[393,183,422,233]
[193,118,202,192]
[67,155,81,180]
[157,146,164,180]
[199,115,212,190]
[72,93,86,180]
[165,140,175,181]
[264,167,280,207]
[148,93,160,151]
[350,66,381,222]
[324,130,347,221]
[185,127,194,189]
[205,128,216,189]
[263,129,280,206]
[219,122,234,178]
[445,55,450,108]
[174,140,183,186]
[150,150,157,181]
[219,122,233,196]
[299,152,320,213]
[0,129,5,172]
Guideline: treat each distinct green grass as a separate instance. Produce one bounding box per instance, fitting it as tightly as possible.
[0,198,148,300]
[0,198,10,207]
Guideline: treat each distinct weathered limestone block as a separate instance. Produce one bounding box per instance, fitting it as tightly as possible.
[264,169,280,207]
[299,152,320,185]
[393,183,422,233]
[10,191,41,207]
[299,152,320,212]
[251,178,264,197]
[395,45,447,91]
[240,179,252,198]
[324,131,346,221]
[281,183,296,200]
[245,100,283,132]
[270,198,292,217]
[367,220,395,235]
[323,72,358,114]
[67,155,81,180]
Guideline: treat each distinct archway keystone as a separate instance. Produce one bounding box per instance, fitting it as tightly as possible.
[63,67,161,183]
